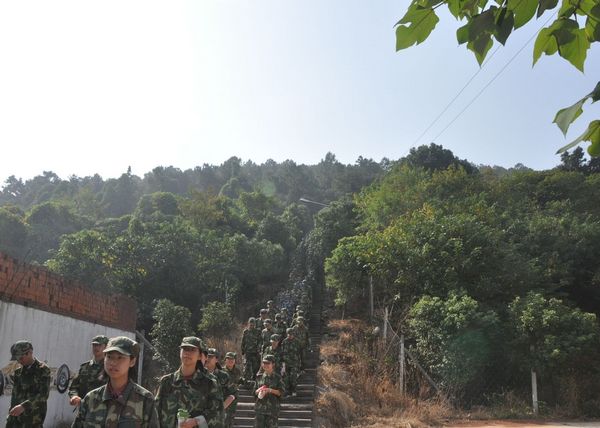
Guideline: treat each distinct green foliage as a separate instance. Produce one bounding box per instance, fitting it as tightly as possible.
[150,299,193,371]
[509,292,598,370]
[408,293,500,393]
[0,207,30,259]
[395,0,600,154]
[197,301,235,338]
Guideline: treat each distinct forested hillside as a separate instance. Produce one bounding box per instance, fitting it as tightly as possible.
[2,145,599,412]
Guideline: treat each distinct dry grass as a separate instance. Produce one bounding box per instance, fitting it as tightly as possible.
[316,318,453,428]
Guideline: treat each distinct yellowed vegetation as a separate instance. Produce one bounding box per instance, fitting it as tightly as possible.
[316,319,453,428]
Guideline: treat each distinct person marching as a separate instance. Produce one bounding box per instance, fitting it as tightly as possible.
[69,335,109,409]
[6,341,51,428]
[293,317,310,371]
[266,300,279,322]
[281,328,301,398]
[72,336,157,427]
[272,314,287,344]
[256,309,269,332]
[205,348,236,426]
[261,335,283,374]
[155,336,223,428]
[254,355,284,428]
[222,352,242,428]
[260,320,274,353]
[241,318,261,384]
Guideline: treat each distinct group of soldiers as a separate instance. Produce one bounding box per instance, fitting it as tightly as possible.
[240,300,311,399]
[4,297,312,428]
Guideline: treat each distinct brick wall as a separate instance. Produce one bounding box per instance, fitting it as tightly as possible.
[0,252,136,331]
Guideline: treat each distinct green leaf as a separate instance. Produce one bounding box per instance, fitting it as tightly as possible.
[556,120,600,154]
[468,34,494,64]
[417,0,444,7]
[557,27,590,71]
[558,0,576,18]
[585,5,600,42]
[494,9,515,44]
[553,98,586,135]
[457,23,470,44]
[537,0,559,17]
[469,9,496,40]
[590,82,600,103]
[448,0,463,18]
[533,27,558,64]
[507,0,538,28]
[396,7,440,50]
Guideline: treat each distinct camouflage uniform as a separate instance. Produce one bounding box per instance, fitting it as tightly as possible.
[72,380,158,428]
[155,367,224,428]
[260,324,274,353]
[272,317,288,343]
[261,345,283,373]
[223,353,242,428]
[6,350,51,428]
[254,358,284,428]
[69,359,105,402]
[241,320,261,381]
[281,332,302,396]
[69,335,109,403]
[266,301,279,322]
[293,320,310,370]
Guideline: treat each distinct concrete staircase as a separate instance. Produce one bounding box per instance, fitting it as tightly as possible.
[233,291,323,427]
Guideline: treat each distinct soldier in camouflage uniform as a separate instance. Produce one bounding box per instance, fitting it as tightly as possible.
[205,348,236,426]
[260,320,274,353]
[241,318,261,382]
[261,335,282,374]
[6,341,51,428]
[69,335,109,409]
[256,309,268,332]
[290,310,305,328]
[155,336,223,428]
[254,355,284,428]
[293,317,310,371]
[279,308,290,325]
[272,314,287,343]
[281,328,302,397]
[72,336,158,428]
[266,300,279,322]
[222,352,242,428]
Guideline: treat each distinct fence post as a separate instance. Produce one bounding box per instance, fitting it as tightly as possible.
[383,307,388,343]
[531,368,539,415]
[400,334,405,395]
[369,275,374,322]
[137,329,145,385]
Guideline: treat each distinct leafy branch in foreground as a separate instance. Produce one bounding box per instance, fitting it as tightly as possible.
[395,0,600,155]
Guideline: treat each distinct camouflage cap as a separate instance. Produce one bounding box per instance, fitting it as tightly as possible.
[10,341,32,361]
[275,313,282,319]
[297,310,305,315]
[270,334,281,342]
[180,336,207,353]
[104,336,139,358]
[264,319,272,324]
[225,351,237,359]
[267,300,274,305]
[286,328,295,335]
[297,316,305,322]
[207,348,219,357]
[281,307,288,312]
[91,335,109,345]
[262,354,276,363]
[259,308,268,314]
[248,317,256,324]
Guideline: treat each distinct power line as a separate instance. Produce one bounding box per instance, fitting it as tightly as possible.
[432,12,557,142]
[411,45,501,147]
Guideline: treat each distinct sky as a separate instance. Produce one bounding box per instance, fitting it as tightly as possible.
[0,1,598,181]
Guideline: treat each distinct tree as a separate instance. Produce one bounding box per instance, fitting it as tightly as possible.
[394,0,600,155]
[150,299,193,371]
[197,301,235,338]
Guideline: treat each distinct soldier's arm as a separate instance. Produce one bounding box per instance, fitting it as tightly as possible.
[198,378,224,428]
[144,394,159,428]
[71,393,90,428]
[21,366,50,412]
[68,367,83,399]
[153,375,169,427]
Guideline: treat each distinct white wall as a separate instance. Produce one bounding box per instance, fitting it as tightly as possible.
[0,301,134,428]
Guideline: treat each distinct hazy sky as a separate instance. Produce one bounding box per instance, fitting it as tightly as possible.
[0,1,598,181]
